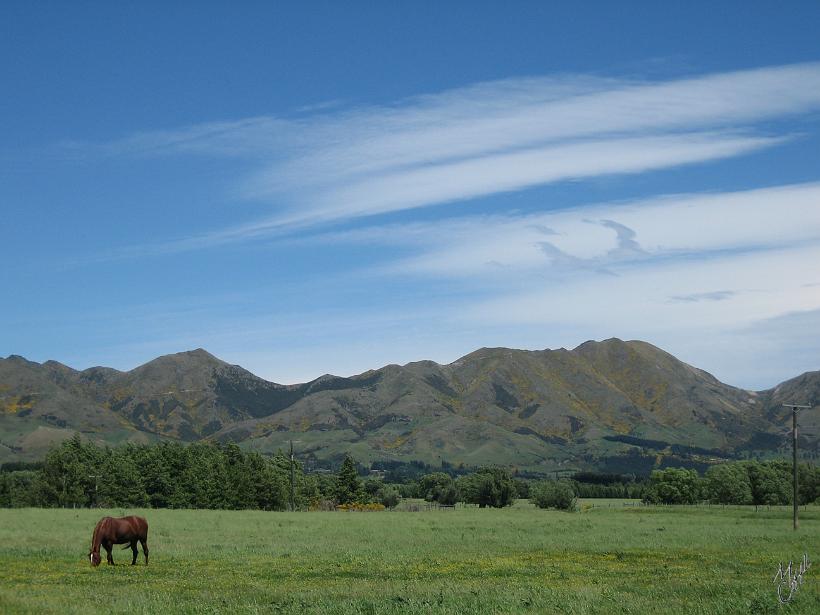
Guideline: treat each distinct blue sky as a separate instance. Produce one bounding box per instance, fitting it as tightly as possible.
[2,2,820,389]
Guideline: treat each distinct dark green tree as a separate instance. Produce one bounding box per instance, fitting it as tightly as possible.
[457,467,516,508]
[170,443,228,509]
[137,446,174,508]
[705,463,752,504]
[643,468,701,504]
[98,448,148,507]
[744,461,791,506]
[0,470,38,507]
[514,478,531,499]
[335,455,364,505]
[418,472,456,503]
[38,433,103,507]
[363,477,384,502]
[251,451,289,510]
[224,443,256,509]
[798,463,820,505]
[437,483,459,506]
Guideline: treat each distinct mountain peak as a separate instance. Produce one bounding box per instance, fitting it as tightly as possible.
[43,359,75,371]
[574,337,629,350]
[180,348,218,359]
[455,347,526,363]
[5,354,34,364]
[136,348,224,368]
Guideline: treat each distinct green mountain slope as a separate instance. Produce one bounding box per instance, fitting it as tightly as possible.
[1,340,816,472]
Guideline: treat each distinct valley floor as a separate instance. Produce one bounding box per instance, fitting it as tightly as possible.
[0,502,818,614]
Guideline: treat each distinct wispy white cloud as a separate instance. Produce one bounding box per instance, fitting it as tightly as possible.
[273,132,782,223]
[244,63,820,199]
[107,62,820,166]
[321,182,820,279]
[469,244,820,329]
[79,62,820,251]
[668,290,736,303]
[305,181,820,385]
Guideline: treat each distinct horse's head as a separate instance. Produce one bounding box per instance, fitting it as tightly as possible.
[89,551,101,567]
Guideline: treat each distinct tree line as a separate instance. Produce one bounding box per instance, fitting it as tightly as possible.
[0,437,585,510]
[0,435,307,509]
[0,436,518,510]
[642,461,820,505]
[0,436,519,510]
[2,437,815,510]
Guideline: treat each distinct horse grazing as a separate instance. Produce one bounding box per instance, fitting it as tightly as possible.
[88,516,149,567]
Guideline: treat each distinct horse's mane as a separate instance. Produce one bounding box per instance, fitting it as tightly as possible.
[90,517,109,552]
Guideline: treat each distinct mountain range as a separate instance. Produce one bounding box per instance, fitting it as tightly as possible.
[1,339,817,473]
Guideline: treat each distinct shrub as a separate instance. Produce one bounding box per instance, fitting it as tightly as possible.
[308,499,337,511]
[531,480,577,511]
[376,485,401,509]
[336,502,386,511]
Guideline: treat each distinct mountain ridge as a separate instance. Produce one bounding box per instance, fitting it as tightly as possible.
[1,339,817,472]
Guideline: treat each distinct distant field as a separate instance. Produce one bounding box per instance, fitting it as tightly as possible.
[1,504,818,614]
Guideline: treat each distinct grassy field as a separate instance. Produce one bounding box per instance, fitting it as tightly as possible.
[0,503,818,614]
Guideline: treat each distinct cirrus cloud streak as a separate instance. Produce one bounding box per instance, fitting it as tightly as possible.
[79,62,820,251]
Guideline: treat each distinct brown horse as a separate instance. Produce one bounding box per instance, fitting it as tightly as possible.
[88,516,149,566]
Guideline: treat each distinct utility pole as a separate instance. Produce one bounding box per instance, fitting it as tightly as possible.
[289,440,296,512]
[783,404,810,530]
[88,474,99,508]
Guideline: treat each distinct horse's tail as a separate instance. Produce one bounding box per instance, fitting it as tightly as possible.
[133,515,149,540]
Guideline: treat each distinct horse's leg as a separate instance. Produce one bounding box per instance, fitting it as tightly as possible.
[140,538,149,565]
[130,540,138,565]
[104,541,114,565]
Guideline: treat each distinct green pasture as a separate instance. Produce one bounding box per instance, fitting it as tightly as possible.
[0,503,817,614]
